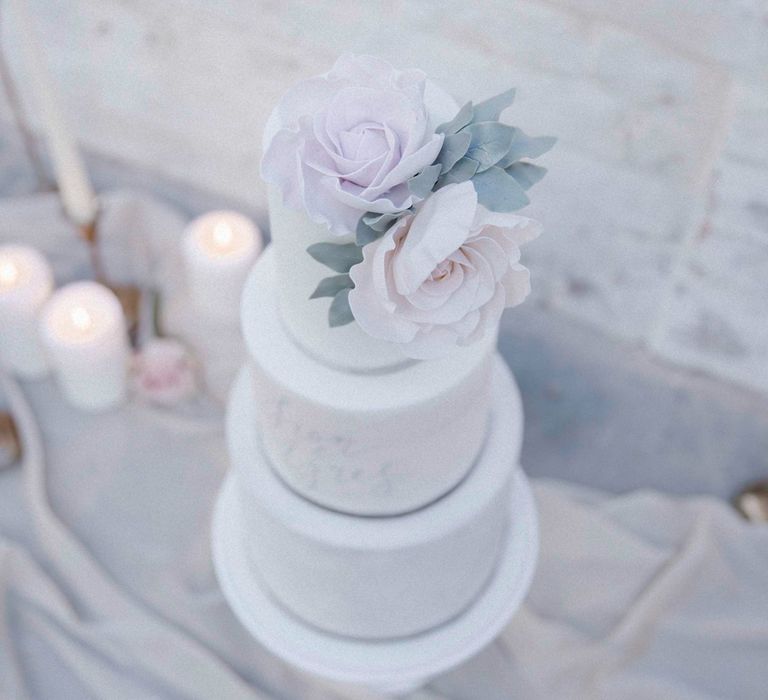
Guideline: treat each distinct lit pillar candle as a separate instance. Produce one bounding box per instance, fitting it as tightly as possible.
[182,211,262,322]
[0,245,54,378]
[40,281,129,411]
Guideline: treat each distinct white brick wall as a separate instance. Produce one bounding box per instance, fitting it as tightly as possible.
[1,0,767,392]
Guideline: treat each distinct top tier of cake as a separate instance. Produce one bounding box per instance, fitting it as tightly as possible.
[263,80,458,372]
[261,55,549,374]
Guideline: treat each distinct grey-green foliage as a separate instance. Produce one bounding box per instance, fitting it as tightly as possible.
[472,88,517,122]
[436,101,474,135]
[307,86,555,328]
[307,242,363,273]
[307,243,363,326]
[505,162,548,190]
[438,156,479,186]
[408,164,442,199]
[499,131,557,166]
[436,132,471,173]
[472,166,529,211]
[356,210,402,247]
[464,122,515,172]
[329,288,355,327]
[433,89,555,211]
[310,274,354,299]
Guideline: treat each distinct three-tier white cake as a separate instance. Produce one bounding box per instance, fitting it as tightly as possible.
[213,54,552,692]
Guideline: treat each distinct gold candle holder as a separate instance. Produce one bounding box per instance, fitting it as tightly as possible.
[734,481,768,523]
[78,216,143,346]
[109,282,142,345]
[0,411,21,469]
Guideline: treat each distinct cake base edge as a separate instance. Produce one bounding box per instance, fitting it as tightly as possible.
[211,461,538,694]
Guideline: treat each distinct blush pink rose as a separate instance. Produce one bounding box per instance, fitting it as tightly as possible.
[131,338,197,406]
[348,182,541,359]
[261,54,446,236]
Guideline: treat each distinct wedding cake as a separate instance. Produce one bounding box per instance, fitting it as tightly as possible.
[213,54,553,689]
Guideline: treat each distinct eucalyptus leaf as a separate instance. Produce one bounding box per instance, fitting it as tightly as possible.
[435,156,479,189]
[356,217,383,247]
[471,166,530,211]
[363,211,401,231]
[408,164,442,198]
[436,101,474,135]
[310,274,354,299]
[464,121,515,172]
[307,242,363,273]
[328,288,355,327]
[356,211,404,245]
[436,132,471,174]
[499,130,556,166]
[472,88,516,122]
[505,162,548,190]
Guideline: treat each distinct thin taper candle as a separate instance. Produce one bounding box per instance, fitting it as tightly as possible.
[6,0,97,225]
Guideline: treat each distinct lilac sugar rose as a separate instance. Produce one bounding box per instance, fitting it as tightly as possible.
[261,54,445,236]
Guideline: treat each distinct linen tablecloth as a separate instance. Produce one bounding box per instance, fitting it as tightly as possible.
[1,192,766,699]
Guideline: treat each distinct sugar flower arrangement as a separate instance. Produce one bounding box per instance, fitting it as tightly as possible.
[262,54,554,359]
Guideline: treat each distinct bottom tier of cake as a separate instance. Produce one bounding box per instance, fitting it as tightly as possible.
[225,355,523,640]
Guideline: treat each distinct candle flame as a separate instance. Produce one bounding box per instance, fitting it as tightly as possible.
[0,259,19,287]
[212,221,234,250]
[70,305,92,332]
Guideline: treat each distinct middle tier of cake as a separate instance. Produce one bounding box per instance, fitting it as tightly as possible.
[241,248,522,516]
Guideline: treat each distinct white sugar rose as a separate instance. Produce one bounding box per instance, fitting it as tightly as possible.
[261,54,447,236]
[348,182,541,359]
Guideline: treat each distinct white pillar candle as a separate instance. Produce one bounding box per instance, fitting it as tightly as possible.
[0,245,54,378]
[182,211,262,323]
[40,281,129,411]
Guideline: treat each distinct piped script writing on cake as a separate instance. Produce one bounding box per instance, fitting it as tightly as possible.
[262,54,554,360]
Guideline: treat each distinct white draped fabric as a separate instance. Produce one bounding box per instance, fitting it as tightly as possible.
[1,193,766,699]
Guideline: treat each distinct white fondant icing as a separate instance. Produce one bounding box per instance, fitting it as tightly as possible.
[226,359,521,640]
[262,79,460,372]
[212,466,538,693]
[242,249,513,516]
[267,187,411,371]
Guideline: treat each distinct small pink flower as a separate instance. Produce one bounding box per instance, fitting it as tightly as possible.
[348,181,541,359]
[132,338,197,406]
